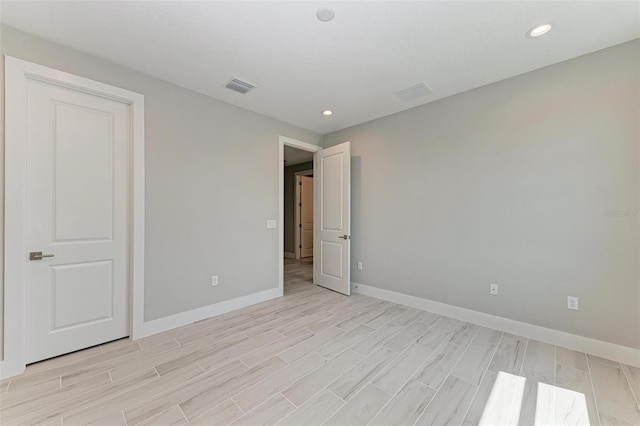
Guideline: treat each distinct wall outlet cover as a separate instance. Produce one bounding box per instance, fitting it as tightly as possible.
[212,275,219,286]
[266,219,277,229]
[490,284,499,296]
[567,296,579,310]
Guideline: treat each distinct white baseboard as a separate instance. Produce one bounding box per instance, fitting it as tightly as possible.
[0,287,282,380]
[137,287,282,339]
[284,252,296,259]
[352,282,640,368]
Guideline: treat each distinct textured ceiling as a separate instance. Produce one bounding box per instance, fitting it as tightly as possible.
[1,1,639,134]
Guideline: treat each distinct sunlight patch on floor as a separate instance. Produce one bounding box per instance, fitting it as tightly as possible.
[536,382,590,426]
[479,371,591,426]
[480,371,526,426]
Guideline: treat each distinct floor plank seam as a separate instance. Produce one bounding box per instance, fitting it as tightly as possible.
[518,337,531,377]
[237,358,251,369]
[585,352,603,424]
[234,385,286,422]
[279,391,299,408]
[365,329,436,423]
[332,338,413,423]
[175,404,189,423]
[328,388,348,403]
[410,323,482,425]
[116,365,210,424]
[458,330,504,425]
[620,362,640,408]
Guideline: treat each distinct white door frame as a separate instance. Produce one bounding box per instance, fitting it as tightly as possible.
[294,170,313,260]
[1,56,145,379]
[278,136,319,294]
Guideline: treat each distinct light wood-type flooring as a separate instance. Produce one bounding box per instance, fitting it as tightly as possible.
[1,258,639,425]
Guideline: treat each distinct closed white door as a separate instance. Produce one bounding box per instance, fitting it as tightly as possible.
[300,176,314,258]
[24,77,131,363]
[314,142,351,295]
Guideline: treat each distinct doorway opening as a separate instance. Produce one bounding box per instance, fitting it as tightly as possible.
[277,136,319,295]
[283,145,315,292]
[278,136,351,297]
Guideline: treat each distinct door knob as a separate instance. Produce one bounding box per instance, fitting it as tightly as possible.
[29,251,55,261]
[338,235,350,240]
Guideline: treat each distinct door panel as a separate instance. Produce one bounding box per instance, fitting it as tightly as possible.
[51,261,114,330]
[300,176,314,258]
[54,103,114,241]
[320,154,343,230]
[25,78,130,364]
[314,142,351,295]
[320,241,343,279]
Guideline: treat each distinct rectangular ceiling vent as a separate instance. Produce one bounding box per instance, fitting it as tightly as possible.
[225,77,256,95]
[395,82,433,102]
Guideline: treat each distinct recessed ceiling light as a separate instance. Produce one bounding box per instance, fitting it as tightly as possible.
[316,8,335,22]
[322,110,333,116]
[527,23,553,38]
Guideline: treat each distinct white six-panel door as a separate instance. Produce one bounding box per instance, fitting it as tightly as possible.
[314,142,351,295]
[24,77,131,363]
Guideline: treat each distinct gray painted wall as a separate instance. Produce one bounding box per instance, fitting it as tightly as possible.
[283,162,314,255]
[0,25,322,336]
[324,40,640,349]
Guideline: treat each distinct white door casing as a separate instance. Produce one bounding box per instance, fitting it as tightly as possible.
[300,176,314,258]
[314,141,351,295]
[24,78,131,363]
[278,136,319,295]
[2,56,145,379]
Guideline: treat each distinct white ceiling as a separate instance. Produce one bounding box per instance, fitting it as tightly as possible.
[2,1,638,134]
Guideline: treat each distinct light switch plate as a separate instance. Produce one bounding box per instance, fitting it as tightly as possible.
[266,219,277,229]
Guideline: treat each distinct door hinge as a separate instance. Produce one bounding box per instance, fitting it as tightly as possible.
[299,245,302,248]
[299,182,302,185]
[299,224,302,228]
[299,203,302,206]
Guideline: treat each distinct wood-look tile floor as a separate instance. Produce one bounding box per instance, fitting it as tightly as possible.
[1,259,639,425]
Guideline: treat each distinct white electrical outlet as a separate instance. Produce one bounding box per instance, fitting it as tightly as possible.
[567,296,579,310]
[490,284,499,296]
[357,261,363,270]
[211,275,219,287]
[266,219,277,229]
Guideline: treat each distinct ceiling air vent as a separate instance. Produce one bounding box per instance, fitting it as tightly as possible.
[225,77,256,95]
[395,82,433,102]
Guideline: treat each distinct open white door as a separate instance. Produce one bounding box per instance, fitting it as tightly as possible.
[313,141,351,295]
